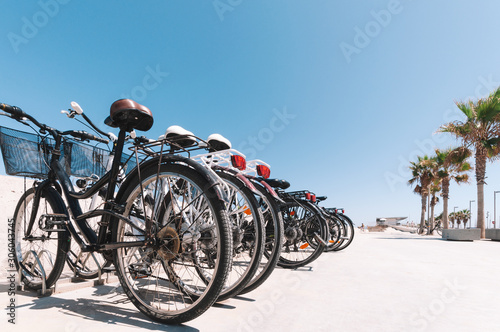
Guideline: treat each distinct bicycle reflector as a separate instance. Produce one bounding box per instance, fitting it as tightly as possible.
[311,195,316,203]
[243,205,252,216]
[257,165,270,179]
[299,243,309,249]
[231,155,246,171]
[305,192,311,200]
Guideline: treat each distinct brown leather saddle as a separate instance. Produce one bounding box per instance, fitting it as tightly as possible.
[105,99,154,132]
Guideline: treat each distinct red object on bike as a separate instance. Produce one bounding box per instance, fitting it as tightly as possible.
[257,165,270,179]
[311,195,316,203]
[231,155,246,171]
[305,192,311,200]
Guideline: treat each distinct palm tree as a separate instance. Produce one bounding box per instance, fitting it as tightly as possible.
[440,87,500,238]
[409,155,437,233]
[462,209,471,229]
[449,212,456,229]
[455,211,462,228]
[434,147,471,230]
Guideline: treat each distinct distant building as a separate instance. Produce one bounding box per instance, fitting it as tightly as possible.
[376,217,408,226]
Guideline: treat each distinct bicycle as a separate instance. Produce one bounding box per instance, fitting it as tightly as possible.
[127,126,266,301]
[268,188,330,269]
[0,100,233,324]
[416,221,442,235]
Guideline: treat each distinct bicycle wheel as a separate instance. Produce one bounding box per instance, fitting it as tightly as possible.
[112,163,232,324]
[13,186,70,290]
[278,198,328,269]
[214,172,265,301]
[239,181,283,295]
[333,213,355,251]
[324,213,343,252]
[66,193,111,279]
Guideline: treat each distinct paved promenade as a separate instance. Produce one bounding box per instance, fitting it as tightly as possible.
[1,229,499,332]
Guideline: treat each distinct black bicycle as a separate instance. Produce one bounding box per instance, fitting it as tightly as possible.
[0,100,233,324]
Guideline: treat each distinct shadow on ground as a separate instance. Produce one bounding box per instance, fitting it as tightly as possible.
[14,284,201,331]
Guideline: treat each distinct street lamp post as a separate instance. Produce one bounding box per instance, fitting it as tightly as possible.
[495,191,500,229]
[469,200,475,229]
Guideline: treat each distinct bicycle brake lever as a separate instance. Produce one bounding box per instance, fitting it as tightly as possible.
[61,109,76,118]
[70,101,84,115]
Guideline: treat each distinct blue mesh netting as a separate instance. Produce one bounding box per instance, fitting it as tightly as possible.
[0,126,136,179]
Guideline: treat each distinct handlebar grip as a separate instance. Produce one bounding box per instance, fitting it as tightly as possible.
[70,130,109,144]
[0,103,27,119]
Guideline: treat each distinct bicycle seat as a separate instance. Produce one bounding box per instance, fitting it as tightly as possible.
[165,125,196,148]
[207,133,231,151]
[262,178,290,190]
[316,196,327,202]
[105,99,153,132]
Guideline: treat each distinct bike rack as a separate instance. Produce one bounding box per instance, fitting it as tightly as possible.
[17,249,52,295]
[72,251,104,282]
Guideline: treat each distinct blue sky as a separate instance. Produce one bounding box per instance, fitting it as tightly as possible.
[1,0,500,225]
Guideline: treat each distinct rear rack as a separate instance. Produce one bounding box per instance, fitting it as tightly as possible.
[130,134,208,158]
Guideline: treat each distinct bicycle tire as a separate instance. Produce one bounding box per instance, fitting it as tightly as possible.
[323,213,344,252]
[239,181,284,295]
[13,186,70,290]
[112,163,232,324]
[333,213,355,251]
[214,171,265,301]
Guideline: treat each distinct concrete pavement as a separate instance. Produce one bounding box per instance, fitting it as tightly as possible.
[2,230,499,332]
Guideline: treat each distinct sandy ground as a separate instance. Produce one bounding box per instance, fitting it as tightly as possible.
[1,175,500,331]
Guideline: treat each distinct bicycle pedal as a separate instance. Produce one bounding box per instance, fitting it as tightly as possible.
[101,266,116,273]
[41,214,68,231]
[44,213,68,221]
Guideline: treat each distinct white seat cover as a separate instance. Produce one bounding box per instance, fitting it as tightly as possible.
[207,133,232,150]
[165,125,194,137]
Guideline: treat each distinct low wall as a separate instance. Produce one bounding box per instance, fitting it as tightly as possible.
[485,229,500,241]
[442,228,481,241]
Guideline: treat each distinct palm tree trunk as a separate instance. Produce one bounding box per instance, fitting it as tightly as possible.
[419,194,427,233]
[429,197,436,235]
[442,178,450,229]
[476,148,487,238]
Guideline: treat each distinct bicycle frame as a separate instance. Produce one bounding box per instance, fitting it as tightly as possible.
[28,129,149,253]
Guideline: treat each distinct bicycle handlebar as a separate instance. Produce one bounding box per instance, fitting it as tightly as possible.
[0,103,27,119]
[1,102,109,145]
[64,130,109,144]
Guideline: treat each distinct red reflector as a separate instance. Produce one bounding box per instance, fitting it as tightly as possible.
[311,195,316,203]
[257,165,271,179]
[231,155,246,171]
[335,209,338,214]
[342,209,345,214]
[305,193,311,200]
[290,211,295,216]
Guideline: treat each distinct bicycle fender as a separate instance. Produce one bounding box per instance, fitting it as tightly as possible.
[212,166,261,195]
[118,154,228,203]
